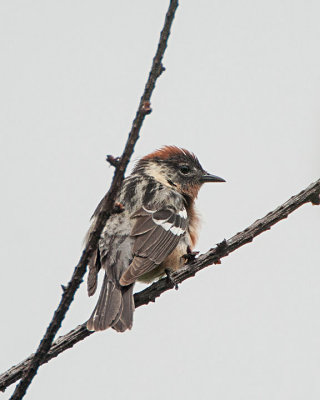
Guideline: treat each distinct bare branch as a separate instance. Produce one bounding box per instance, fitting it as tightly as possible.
[8,1,179,399]
[136,179,320,305]
[1,178,319,393]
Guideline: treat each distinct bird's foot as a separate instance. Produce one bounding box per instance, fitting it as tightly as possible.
[182,246,199,264]
[165,269,179,290]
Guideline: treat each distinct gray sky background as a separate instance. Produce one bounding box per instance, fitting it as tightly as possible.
[1,1,320,399]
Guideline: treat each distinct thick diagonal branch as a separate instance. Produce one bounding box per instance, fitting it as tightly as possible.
[9,2,179,399]
[1,178,319,393]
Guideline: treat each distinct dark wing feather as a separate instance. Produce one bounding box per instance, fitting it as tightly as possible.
[87,248,101,296]
[119,206,187,285]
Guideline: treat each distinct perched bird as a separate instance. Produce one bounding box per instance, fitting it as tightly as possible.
[86,146,225,332]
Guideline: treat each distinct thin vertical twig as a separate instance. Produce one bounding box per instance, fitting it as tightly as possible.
[9,1,179,399]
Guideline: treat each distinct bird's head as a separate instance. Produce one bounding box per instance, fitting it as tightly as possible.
[133,146,225,199]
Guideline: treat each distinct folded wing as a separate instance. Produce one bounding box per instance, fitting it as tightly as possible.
[119,206,188,285]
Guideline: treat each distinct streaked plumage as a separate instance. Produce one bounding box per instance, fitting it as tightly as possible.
[86,146,225,332]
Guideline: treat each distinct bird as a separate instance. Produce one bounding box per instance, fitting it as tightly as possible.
[86,146,225,332]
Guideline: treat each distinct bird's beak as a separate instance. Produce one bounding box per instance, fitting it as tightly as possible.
[200,172,226,183]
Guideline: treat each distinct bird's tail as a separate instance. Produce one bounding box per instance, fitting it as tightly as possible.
[87,273,135,332]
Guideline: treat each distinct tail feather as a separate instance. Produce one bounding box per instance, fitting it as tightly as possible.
[87,274,122,331]
[87,274,135,332]
[112,284,135,332]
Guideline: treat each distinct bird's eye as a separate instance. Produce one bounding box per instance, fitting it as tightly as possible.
[179,165,191,174]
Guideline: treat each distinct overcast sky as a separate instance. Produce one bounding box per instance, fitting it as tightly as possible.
[1,1,319,399]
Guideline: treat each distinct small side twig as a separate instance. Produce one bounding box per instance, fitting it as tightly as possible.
[106,155,121,167]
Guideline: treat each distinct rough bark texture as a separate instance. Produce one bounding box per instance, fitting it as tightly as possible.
[8,1,179,399]
[1,178,319,393]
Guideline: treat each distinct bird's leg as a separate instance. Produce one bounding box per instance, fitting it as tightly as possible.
[165,269,179,290]
[182,246,199,264]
